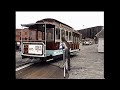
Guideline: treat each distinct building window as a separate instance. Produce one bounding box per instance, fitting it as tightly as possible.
[55,28,60,40]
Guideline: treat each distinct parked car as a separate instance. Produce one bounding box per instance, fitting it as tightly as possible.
[83,40,93,45]
[83,41,90,45]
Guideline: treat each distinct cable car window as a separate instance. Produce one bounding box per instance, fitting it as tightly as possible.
[76,36,78,43]
[66,31,68,40]
[33,31,36,40]
[76,35,78,43]
[25,32,27,35]
[73,33,75,43]
[74,36,76,43]
[76,35,77,43]
[61,29,65,38]
[77,36,78,42]
[75,36,76,43]
[69,32,71,41]
[42,32,45,40]
[29,31,36,40]
[77,36,79,43]
[46,28,54,41]
[77,37,78,43]
[78,36,80,42]
[38,31,42,40]
[56,28,60,39]
[25,37,27,40]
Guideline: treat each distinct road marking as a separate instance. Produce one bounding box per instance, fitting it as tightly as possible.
[16,63,33,71]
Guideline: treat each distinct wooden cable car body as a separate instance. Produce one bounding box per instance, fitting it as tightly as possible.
[21,18,81,61]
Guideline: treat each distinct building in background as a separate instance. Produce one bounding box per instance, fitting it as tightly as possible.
[95,28,104,52]
[16,28,38,50]
[77,26,103,39]
[16,29,22,50]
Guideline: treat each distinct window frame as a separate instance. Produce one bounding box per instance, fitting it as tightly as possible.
[65,30,68,41]
[25,32,27,35]
[68,31,72,41]
[61,28,65,39]
[55,28,60,41]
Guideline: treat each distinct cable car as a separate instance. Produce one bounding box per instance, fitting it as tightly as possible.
[21,18,81,62]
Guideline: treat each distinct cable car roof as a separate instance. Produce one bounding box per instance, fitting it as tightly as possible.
[36,18,73,29]
[21,23,44,27]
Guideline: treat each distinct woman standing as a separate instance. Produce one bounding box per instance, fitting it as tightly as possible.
[61,37,70,71]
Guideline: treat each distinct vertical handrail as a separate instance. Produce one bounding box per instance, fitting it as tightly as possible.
[21,26,23,54]
[63,49,66,78]
[63,49,69,78]
[44,24,46,57]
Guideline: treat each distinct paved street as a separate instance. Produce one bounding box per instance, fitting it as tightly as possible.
[16,52,69,79]
[51,44,104,79]
[16,51,38,68]
[16,62,68,79]
[68,44,104,79]
[16,44,104,79]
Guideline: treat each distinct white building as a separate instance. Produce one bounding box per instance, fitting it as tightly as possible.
[95,28,104,52]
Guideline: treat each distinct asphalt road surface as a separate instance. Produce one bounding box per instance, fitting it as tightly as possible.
[16,44,104,79]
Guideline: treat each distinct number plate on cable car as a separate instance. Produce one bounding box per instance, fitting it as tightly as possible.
[28,45,42,54]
